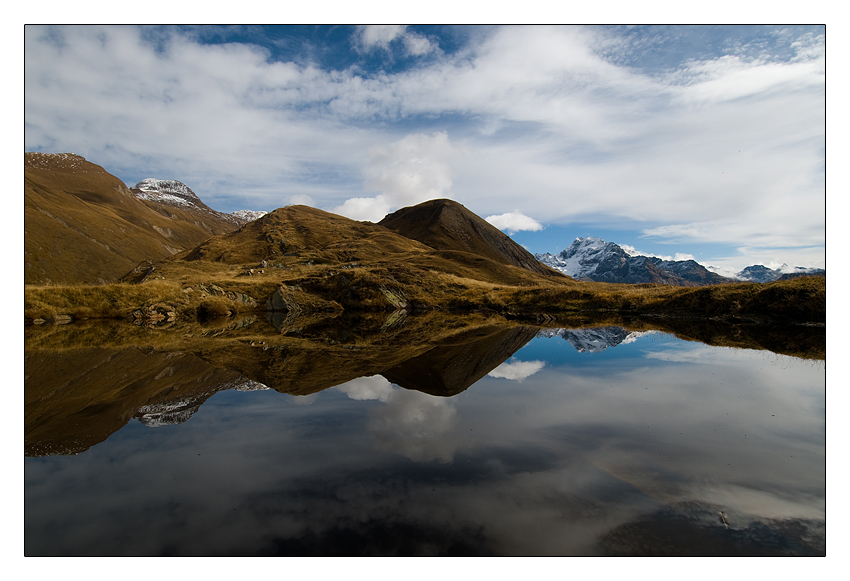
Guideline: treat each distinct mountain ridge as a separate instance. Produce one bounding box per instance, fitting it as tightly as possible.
[25,153,247,284]
[536,237,731,286]
[536,236,824,287]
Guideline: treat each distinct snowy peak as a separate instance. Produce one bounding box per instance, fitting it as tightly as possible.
[130,178,249,229]
[132,178,204,208]
[536,237,729,286]
[232,210,268,222]
[736,264,825,282]
[536,237,626,280]
[538,326,656,353]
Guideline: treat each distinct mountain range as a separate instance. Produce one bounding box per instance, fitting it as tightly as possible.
[24,153,826,328]
[536,236,824,287]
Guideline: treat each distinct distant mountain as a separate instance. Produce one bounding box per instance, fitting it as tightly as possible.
[232,210,268,222]
[536,237,731,286]
[736,264,825,283]
[538,326,656,353]
[130,178,245,229]
[379,199,563,278]
[24,153,245,284]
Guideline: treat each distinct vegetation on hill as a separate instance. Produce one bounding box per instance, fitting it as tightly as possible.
[25,208,826,328]
[24,152,243,284]
[23,155,825,327]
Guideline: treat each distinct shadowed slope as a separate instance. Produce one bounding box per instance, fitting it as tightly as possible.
[381,324,541,396]
[379,199,564,278]
[24,153,243,284]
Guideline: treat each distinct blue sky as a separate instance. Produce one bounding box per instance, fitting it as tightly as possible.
[24,24,825,274]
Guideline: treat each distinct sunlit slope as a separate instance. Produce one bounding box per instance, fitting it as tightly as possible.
[131,203,576,313]
[178,204,435,265]
[24,153,242,284]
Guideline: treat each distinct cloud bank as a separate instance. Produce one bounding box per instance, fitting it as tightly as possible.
[24,25,825,268]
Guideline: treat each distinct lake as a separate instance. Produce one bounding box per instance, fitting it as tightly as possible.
[24,315,825,556]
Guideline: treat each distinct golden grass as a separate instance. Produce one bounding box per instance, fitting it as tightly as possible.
[24,270,826,326]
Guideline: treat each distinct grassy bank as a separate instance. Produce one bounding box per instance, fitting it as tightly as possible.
[24,270,825,326]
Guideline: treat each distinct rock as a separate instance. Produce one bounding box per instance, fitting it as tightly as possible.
[378,285,409,310]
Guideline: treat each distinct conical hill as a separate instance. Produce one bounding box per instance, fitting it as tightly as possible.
[379,199,563,278]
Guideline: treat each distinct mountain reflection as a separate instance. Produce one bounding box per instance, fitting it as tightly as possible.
[24,315,825,556]
[24,314,824,457]
[538,326,654,352]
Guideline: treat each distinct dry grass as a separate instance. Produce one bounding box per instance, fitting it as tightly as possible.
[25,154,242,285]
[25,280,185,320]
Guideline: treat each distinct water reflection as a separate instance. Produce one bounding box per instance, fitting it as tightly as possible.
[24,315,825,555]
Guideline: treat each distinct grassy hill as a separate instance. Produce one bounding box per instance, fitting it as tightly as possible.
[379,199,562,278]
[25,153,243,284]
[23,155,825,326]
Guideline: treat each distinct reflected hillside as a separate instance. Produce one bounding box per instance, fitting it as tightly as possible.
[25,312,824,456]
[382,325,540,396]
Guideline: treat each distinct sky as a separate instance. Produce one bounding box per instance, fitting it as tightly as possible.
[24,24,826,275]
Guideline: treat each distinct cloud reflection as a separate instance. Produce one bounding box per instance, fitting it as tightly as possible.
[25,335,825,556]
[334,375,395,402]
[335,376,460,463]
[487,358,545,381]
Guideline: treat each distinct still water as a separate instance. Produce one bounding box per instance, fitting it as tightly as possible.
[24,320,825,556]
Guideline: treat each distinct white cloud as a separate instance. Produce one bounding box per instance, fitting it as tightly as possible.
[354,25,407,52]
[332,131,457,221]
[334,375,394,402]
[403,33,437,56]
[369,387,459,463]
[331,195,393,223]
[353,25,437,57]
[485,211,543,234]
[488,359,545,382]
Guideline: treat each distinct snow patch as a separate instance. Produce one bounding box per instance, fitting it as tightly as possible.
[232,210,268,222]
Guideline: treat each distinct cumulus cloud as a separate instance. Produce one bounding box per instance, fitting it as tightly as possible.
[488,359,545,382]
[485,211,544,234]
[332,131,457,222]
[353,25,438,57]
[354,25,407,52]
[334,375,394,402]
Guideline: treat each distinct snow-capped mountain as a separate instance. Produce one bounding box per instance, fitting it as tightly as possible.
[133,178,204,207]
[736,264,825,283]
[131,179,270,227]
[538,326,656,353]
[232,210,268,222]
[536,237,824,286]
[536,237,730,286]
[130,178,249,228]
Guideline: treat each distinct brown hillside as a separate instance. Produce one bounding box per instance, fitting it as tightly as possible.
[122,203,575,315]
[177,204,434,265]
[379,199,564,278]
[24,153,243,284]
